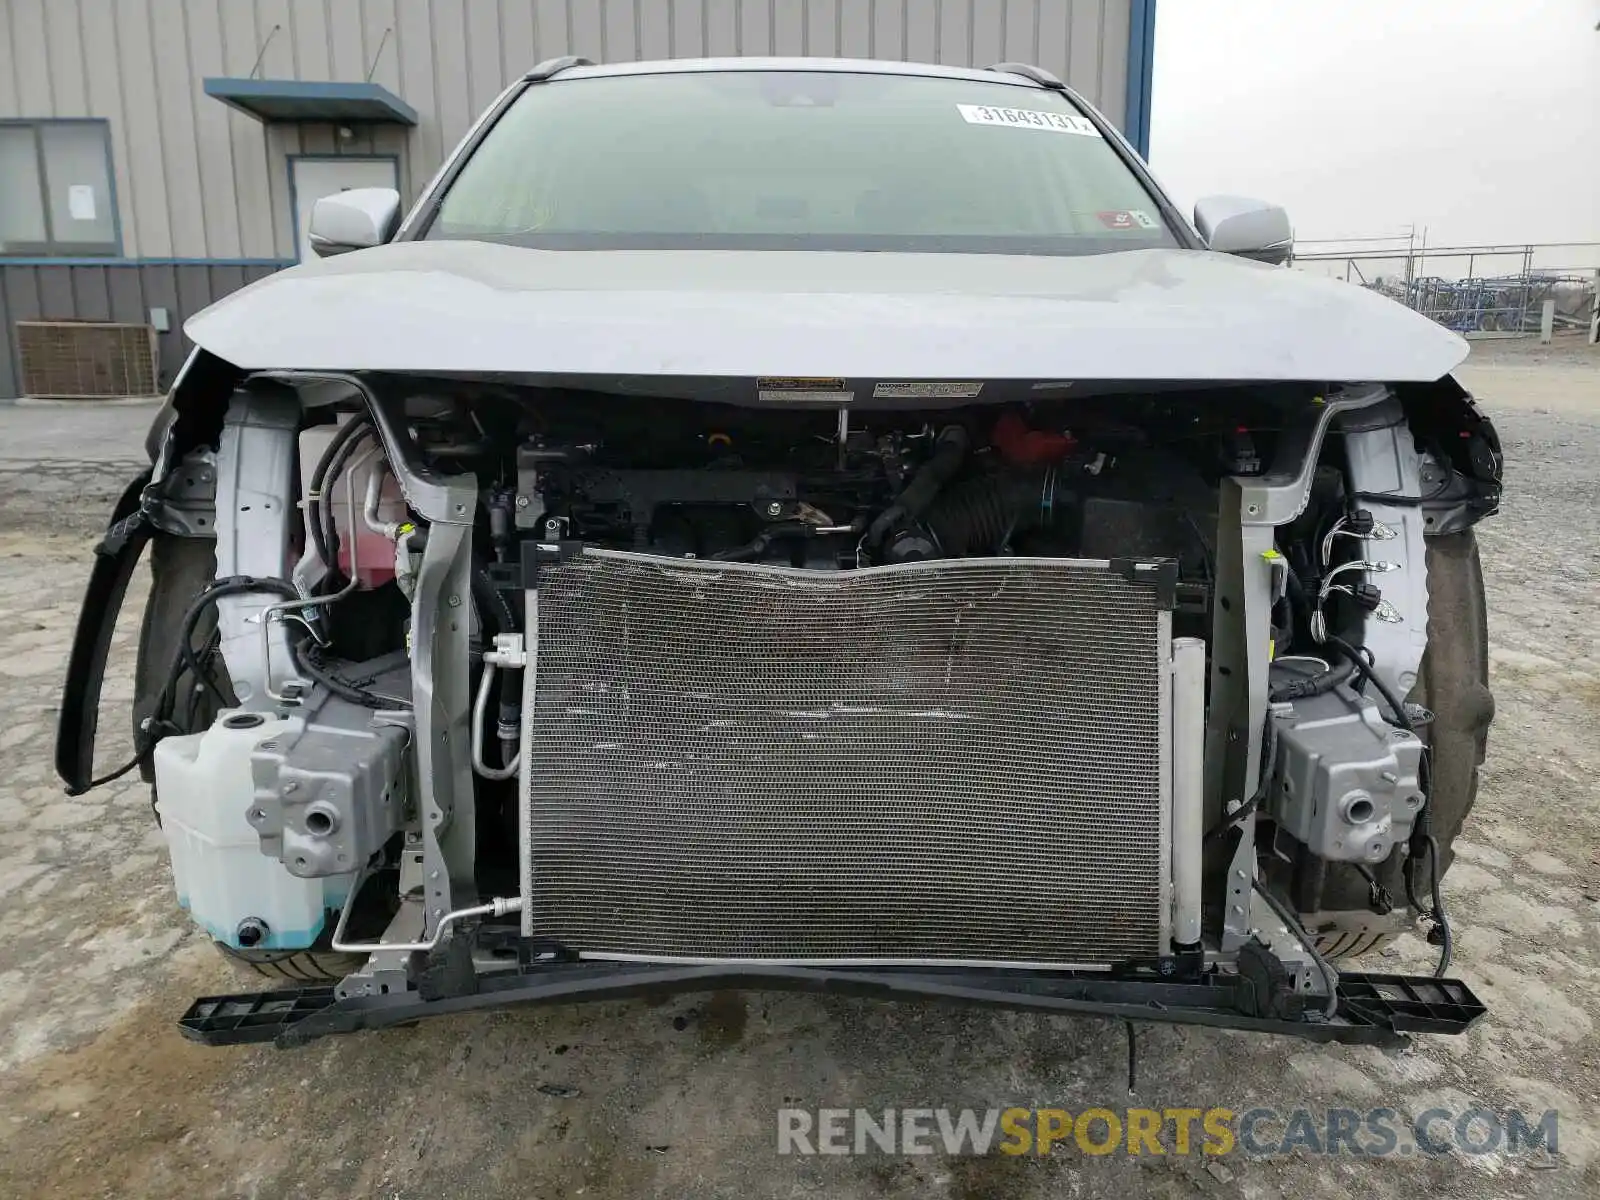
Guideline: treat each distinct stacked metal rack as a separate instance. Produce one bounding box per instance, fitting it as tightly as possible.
[1293,239,1600,337]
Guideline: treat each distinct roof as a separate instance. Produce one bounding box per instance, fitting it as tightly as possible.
[539,57,1054,89]
[202,78,418,125]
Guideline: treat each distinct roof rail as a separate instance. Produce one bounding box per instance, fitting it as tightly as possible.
[986,62,1066,90]
[525,55,593,83]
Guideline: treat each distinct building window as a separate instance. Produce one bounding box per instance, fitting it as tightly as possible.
[0,120,119,257]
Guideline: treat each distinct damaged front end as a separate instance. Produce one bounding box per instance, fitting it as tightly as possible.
[59,357,1500,1049]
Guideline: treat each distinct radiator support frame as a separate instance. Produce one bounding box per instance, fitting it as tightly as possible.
[175,958,1486,1049]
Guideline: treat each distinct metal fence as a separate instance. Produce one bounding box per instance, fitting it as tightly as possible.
[1292,240,1600,338]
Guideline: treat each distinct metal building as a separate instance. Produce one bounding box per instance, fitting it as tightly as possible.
[0,0,1157,398]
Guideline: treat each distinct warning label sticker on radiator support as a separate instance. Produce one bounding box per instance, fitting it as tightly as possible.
[757,377,846,392]
[757,390,855,405]
[756,377,851,405]
[872,381,985,400]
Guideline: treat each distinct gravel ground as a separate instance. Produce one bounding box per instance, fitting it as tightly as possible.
[0,338,1596,1199]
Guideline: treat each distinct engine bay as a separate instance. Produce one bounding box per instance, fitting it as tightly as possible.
[416,388,1276,580]
[244,382,1431,888]
[57,367,1497,1036]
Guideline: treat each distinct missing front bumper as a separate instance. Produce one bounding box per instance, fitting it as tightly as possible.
[176,962,1485,1049]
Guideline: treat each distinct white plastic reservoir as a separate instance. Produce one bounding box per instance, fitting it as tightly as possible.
[153,710,346,950]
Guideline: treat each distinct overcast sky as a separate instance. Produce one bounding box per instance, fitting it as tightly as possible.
[1148,0,1600,251]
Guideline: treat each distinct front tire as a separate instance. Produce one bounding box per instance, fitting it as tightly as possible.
[1307,528,1494,958]
[215,943,364,984]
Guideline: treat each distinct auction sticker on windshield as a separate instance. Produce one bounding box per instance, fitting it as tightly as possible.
[956,104,1101,137]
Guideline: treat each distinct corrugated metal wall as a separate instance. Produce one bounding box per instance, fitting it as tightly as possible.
[0,0,416,261]
[0,0,1133,263]
[0,0,1138,397]
[0,262,278,395]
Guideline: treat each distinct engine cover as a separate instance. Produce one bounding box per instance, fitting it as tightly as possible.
[521,549,1176,966]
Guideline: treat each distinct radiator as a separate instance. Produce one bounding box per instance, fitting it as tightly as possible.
[520,550,1173,966]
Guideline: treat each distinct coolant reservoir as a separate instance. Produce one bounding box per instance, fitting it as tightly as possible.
[298,422,404,587]
[153,711,341,950]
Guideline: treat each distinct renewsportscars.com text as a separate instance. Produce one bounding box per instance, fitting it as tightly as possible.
[777,1106,1560,1159]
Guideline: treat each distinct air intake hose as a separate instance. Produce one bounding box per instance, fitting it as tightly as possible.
[866,425,970,546]
[925,468,1068,556]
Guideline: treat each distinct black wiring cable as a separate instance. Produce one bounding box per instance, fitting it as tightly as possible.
[1320,635,1411,730]
[1405,755,1437,920]
[1204,718,1279,844]
[1353,862,1395,915]
[319,428,376,586]
[180,573,404,712]
[1351,442,1457,508]
[77,576,298,791]
[1397,752,1453,978]
[1273,589,1296,649]
[1403,828,1454,978]
[306,413,374,589]
[178,575,300,706]
[86,568,410,792]
[471,557,519,634]
[319,427,379,589]
[866,425,969,546]
[1283,563,1311,641]
[75,748,151,791]
[1252,877,1342,1021]
[181,629,224,732]
[1421,834,1453,978]
[288,634,409,710]
[309,414,371,513]
[1268,655,1356,703]
[306,417,364,570]
[470,556,523,751]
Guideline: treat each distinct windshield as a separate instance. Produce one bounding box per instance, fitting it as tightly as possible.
[426,70,1180,256]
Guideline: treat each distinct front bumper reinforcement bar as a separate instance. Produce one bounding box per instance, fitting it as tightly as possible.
[177,962,1484,1049]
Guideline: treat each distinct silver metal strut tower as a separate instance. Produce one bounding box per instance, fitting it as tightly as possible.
[244,373,479,999]
[212,386,301,707]
[1204,382,1394,997]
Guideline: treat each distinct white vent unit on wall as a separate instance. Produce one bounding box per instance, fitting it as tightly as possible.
[15,320,160,400]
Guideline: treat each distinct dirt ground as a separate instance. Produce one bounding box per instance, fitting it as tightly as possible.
[0,336,1596,1199]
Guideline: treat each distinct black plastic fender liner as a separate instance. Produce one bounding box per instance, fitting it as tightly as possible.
[55,470,153,794]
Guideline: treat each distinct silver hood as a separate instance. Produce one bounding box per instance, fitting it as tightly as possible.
[185,241,1468,383]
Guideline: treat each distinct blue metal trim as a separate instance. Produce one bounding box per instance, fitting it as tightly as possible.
[286,154,401,263]
[0,257,295,267]
[0,117,113,126]
[1124,0,1158,159]
[203,77,419,126]
[0,116,124,257]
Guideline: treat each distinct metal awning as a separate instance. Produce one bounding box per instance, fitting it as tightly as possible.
[203,78,418,126]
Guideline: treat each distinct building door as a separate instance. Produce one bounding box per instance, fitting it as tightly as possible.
[289,157,400,262]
